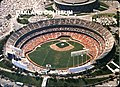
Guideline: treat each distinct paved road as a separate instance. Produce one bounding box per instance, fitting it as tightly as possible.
[87,74,114,79]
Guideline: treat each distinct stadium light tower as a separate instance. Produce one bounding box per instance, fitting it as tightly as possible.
[81,54,83,64]
[71,49,89,66]
[77,55,79,66]
[73,56,74,67]
[83,48,89,62]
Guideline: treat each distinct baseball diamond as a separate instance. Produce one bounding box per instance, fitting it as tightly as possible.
[27,38,90,69]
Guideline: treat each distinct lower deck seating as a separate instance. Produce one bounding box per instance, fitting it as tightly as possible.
[22,32,100,59]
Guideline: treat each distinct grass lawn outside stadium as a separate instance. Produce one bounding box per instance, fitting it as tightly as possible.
[28,39,90,69]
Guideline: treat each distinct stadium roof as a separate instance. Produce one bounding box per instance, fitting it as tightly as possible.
[62,0,89,4]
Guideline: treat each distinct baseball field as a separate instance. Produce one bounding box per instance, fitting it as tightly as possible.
[28,39,90,69]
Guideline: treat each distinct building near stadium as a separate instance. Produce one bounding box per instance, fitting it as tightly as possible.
[4,18,114,75]
[54,0,100,13]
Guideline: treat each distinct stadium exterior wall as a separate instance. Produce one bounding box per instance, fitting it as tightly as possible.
[54,0,100,13]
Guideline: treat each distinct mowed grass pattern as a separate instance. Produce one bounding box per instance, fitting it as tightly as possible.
[28,40,90,69]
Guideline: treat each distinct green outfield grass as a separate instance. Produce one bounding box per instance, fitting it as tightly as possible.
[28,40,90,69]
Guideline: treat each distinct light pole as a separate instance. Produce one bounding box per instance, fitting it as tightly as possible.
[81,54,83,64]
[85,52,87,63]
[73,56,74,67]
[78,55,79,66]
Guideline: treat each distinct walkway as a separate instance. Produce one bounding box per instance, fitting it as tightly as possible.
[106,65,115,73]
[0,67,13,73]
[87,74,114,79]
[111,61,120,68]
[41,76,50,87]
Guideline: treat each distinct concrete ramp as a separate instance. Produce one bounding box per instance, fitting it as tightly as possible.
[41,76,49,87]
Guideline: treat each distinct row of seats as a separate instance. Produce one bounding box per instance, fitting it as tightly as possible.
[7,18,112,41]
[8,27,105,47]
[22,32,99,59]
[6,26,106,57]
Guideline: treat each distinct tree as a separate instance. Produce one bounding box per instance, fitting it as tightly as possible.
[34,71,38,76]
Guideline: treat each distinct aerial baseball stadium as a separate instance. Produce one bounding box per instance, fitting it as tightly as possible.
[0,0,119,87]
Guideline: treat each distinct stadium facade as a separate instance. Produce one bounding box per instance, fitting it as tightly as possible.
[54,0,100,13]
